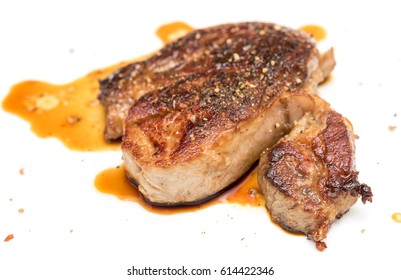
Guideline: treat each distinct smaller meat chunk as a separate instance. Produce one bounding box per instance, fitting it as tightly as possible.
[258,104,373,244]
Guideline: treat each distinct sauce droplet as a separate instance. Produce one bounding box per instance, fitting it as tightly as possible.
[299,24,327,42]
[392,212,401,223]
[94,165,139,201]
[4,234,14,242]
[224,171,264,207]
[156,21,194,44]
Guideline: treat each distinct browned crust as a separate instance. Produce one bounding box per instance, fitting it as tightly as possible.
[121,22,319,167]
[259,109,373,242]
[100,22,318,140]
[312,111,372,203]
[265,110,372,203]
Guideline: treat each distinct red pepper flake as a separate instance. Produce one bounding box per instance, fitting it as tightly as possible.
[4,234,14,242]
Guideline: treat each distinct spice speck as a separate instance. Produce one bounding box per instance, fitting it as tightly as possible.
[392,212,401,223]
[4,234,14,242]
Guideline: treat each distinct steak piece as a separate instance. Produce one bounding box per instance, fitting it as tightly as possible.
[98,22,333,141]
[120,22,333,205]
[257,100,373,246]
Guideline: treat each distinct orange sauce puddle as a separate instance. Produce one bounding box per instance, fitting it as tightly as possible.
[392,212,401,223]
[1,64,127,151]
[299,24,327,42]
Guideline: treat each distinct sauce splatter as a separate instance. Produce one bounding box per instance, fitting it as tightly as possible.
[156,21,194,44]
[299,24,327,42]
[4,234,14,242]
[392,212,401,223]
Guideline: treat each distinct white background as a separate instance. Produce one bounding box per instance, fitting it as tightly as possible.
[1,0,400,279]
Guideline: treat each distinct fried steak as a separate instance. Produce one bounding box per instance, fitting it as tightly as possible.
[98,22,371,245]
[108,22,331,205]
